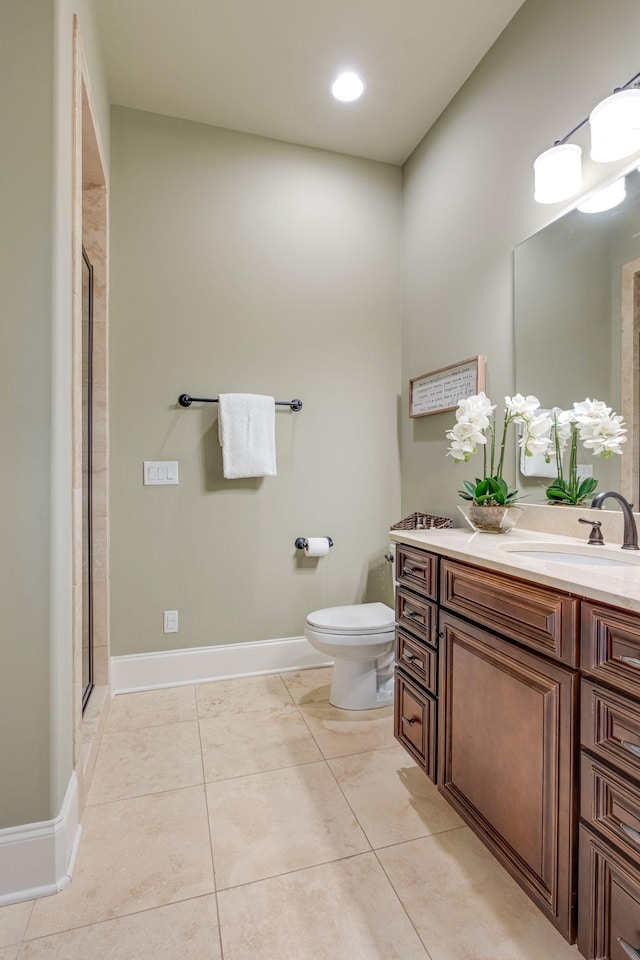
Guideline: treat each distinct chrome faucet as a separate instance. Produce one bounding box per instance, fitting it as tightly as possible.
[591,491,640,550]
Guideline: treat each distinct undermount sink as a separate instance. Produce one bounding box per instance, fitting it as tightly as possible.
[499,542,640,568]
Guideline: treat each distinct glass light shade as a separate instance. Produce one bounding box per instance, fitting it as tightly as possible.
[331,72,365,102]
[577,177,626,213]
[590,88,640,162]
[533,143,583,204]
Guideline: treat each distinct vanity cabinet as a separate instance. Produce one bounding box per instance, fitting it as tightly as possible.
[394,546,440,782]
[578,601,640,959]
[392,538,640,954]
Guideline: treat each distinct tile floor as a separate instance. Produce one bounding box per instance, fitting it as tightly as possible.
[1,667,580,959]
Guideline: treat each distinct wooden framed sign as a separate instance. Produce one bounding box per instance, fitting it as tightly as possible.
[409,355,486,418]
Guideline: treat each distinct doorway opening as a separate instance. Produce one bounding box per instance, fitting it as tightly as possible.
[72,18,110,804]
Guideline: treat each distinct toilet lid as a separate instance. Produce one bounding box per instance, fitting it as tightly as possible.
[306,602,395,635]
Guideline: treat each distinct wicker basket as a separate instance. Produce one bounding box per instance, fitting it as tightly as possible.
[391,512,453,531]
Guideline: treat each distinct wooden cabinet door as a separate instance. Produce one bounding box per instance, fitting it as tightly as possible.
[579,825,640,960]
[394,672,437,782]
[438,612,578,941]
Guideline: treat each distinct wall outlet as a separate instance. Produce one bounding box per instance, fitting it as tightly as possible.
[163,610,178,633]
[144,461,179,485]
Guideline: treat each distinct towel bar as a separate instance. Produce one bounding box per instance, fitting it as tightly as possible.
[179,393,302,411]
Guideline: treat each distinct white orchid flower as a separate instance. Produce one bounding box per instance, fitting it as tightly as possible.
[520,413,553,456]
[447,420,487,444]
[573,398,612,422]
[456,392,495,423]
[505,394,540,421]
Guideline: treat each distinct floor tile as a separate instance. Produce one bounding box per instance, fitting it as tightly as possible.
[0,946,18,960]
[329,745,463,848]
[107,686,197,732]
[19,896,221,960]
[206,761,370,889]
[196,674,294,718]
[299,701,395,758]
[217,853,429,960]
[0,901,32,948]
[87,721,203,803]
[280,667,332,704]
[200,705,321,781]
[26,787,214,939]
[377,829,580,960]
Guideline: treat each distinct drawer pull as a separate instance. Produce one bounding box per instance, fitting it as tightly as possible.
[619,939,640,960]
[405,654,420,664]
[620,822,640,846]
[405,610,425,624]
[402,564,425,576]
[620,655,640,670]
[621,740,640,759]
[402,716,417,726]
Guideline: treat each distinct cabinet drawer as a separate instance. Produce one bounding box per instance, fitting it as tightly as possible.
[440,558,579,666]
[395,545,438,600]
[395,628,437,695]
[581,753,640,865]
[396,587,438,646]
[582,602,640,699]
[581,681,640,784]
[578,825,640,960]
[394,672,437,782]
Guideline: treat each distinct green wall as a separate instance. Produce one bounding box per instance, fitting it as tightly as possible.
[0,0,108,828]
[109,108,402,656]
[401,0,640,522]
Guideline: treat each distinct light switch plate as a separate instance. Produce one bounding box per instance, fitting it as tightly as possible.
[164,610,178,633]
[144,461,179,485]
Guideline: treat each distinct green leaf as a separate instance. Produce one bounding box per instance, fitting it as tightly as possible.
[578,477,598,499]
[546,484,572,502]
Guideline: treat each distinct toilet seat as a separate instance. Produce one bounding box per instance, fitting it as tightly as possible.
[306,602,394,636]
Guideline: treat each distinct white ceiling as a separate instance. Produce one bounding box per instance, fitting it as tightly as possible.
[96,0,525,165]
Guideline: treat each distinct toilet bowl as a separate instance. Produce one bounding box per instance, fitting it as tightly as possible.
[304,602,395,710]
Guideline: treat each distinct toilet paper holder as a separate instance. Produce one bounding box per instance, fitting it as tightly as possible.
[295,537,334,550]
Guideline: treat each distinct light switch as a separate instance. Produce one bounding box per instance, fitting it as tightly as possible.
[144,461,179,485]
[164,610,178,633]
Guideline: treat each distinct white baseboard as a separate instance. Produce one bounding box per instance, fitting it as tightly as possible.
[111,635,333,694]
[0,772,81,906]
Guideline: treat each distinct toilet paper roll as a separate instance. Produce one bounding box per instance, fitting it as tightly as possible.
[304,537,331,557]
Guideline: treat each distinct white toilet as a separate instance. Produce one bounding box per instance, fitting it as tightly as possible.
[304,602,395,710]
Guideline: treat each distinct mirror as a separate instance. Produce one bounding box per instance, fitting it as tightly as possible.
[514,167,640,505]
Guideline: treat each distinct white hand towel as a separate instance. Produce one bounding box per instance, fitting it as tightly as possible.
[218,393,277,479]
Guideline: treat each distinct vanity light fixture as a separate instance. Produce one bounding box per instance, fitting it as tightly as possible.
[331,71,365,102]
[590,88,640,162]
[577,176,626,214]
[533,68,640,204]
[534,144,582,204]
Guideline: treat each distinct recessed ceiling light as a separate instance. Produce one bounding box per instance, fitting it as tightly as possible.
[331,72,365,103]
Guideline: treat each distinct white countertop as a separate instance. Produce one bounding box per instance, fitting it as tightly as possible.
[390,525,640,613]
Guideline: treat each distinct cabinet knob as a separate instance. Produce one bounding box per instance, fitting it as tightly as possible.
[618,939,640,960]
[620,822,640,846]
[405,610,424,623]
[402,716,417,726]
[405,654,419,663]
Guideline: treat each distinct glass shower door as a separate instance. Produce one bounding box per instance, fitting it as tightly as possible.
[81,246,94,711]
